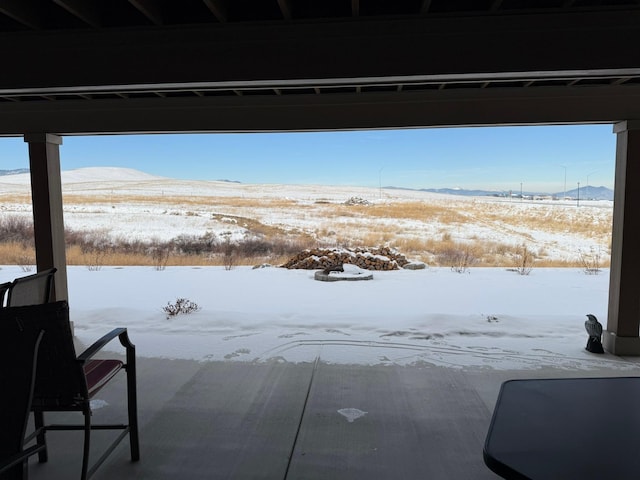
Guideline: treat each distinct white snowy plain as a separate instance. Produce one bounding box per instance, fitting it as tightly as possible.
[0,264,633,372]
[0,167,628,372]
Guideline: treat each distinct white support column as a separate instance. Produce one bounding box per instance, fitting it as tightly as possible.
[24,133,68,302]
[603,121,640,355]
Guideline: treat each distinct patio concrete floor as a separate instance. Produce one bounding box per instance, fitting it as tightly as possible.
[24,352,640,480]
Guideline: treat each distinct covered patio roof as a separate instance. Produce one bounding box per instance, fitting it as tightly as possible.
[1,0,640,133]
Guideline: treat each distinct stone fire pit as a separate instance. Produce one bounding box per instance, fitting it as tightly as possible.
[314,265,374,282]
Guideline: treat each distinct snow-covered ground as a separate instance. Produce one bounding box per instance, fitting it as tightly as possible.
[0,167,613,261]
[0,264,633,372]
[0,167,626,371]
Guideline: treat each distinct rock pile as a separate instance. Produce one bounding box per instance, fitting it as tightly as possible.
[344,197,371,206]
[281,247,409,271]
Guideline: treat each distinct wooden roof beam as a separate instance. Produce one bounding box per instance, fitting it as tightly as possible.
[420,0,432,14]
[490,0,503,12]
[202,0,227,22]
[352,0,359,17]
[128,0,163,25]
[53,0,101,28]
[0,0,41,29]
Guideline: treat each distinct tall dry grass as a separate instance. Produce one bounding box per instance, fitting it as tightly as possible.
[0,193,612,268]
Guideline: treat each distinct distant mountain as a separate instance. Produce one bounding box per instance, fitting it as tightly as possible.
[0,168,29,176]
[559,186,613,201]
[385,185,614,201]
[418,187,507,197]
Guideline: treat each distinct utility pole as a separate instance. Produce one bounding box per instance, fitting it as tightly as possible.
[577,182,580,207]
[520,182,523,202]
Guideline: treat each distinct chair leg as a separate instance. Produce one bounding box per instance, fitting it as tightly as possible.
[33,411,48,463]
[126,359,140,461]
[81,411,91,480]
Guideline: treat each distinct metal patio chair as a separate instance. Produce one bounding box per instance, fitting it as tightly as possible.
[0,282,11,307]
[0,319,45,480]
[5,268,56,307]
[0,301,140,480]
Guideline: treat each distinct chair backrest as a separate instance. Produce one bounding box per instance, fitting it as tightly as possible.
[0,314,44,477]
[0,301,88,409]
[0,281,11,308]
[6,268,57,307]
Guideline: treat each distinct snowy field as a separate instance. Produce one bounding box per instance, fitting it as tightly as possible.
[0,167,613,262]
[0,167,627,371]
[1,264,634,372]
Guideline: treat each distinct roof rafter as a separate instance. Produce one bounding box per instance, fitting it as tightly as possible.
[611,77,631,85]
[0,0,41,29]
[128,0,163,25]
[352,0,359,17]
[202,0,227,22]
[53,0,101,28]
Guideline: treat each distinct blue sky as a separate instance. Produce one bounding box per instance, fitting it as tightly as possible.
[1,124,616,193]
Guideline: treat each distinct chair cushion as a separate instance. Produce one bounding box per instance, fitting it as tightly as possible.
[84,359,124,398]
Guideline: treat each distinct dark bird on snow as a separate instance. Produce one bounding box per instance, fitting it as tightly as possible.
[585,314,604,354]
[585,314,603,340]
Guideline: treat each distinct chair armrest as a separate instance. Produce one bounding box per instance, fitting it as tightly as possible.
[77,327,131,363]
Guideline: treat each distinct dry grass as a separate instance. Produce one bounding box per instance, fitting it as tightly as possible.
[0,243,36,268]
[330,202,468,224]
[0,191,613,268]
[61,194,301,210]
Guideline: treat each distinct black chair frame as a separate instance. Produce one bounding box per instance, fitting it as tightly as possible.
[0,328,46,480]
[0,281,11,307]
[3,301,139,480]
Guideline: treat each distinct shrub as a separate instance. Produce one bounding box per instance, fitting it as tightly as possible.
[512,244,534,275]
[579,247,602,275]
[163,298,201,318]
[436,246,477,273]
[149,246,170,271]
[221,232,235,270]
[0,216,34,247]
[173,232,217,255]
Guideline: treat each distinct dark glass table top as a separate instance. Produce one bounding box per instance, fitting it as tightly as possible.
[484,377,640,480]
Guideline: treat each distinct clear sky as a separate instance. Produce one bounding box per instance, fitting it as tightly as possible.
[1,124,616,193]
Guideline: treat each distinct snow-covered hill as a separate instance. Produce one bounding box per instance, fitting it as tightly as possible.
[0,166,165,185]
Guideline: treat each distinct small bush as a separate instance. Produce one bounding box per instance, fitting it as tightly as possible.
[149,246,170,271]
[512,244,534,275]
[163,298,201,318]
[579,247,602,275]
[0,216,34,247]
[437,246,476,273]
